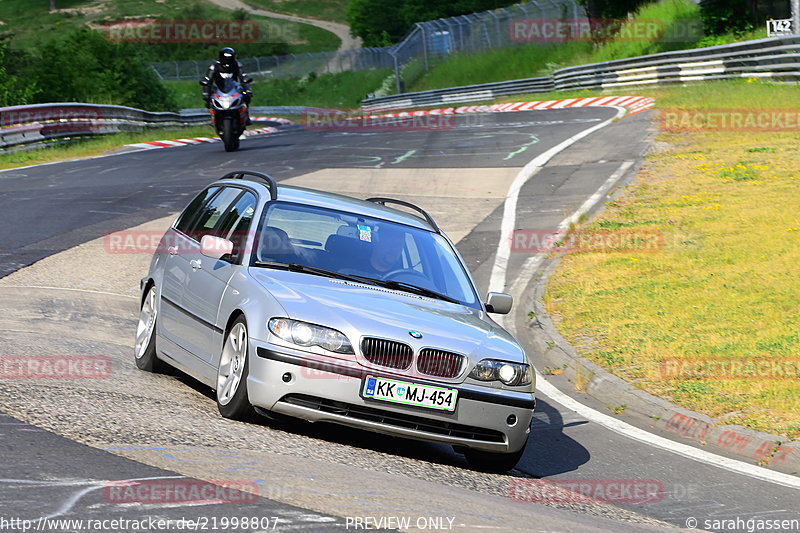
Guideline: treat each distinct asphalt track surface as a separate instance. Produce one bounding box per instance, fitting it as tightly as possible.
[1,110,798,532]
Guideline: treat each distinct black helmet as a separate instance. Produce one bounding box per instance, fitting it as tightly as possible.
[219,47,236,69]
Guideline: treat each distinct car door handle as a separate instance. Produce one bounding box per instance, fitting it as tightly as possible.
[167,246,178,255]
[190,259,202,270]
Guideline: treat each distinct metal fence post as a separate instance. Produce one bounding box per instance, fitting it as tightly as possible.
[793,0,800,35]
[391,51,402,93]
[420,23,429,71]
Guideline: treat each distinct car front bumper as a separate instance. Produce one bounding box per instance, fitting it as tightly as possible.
[247,344,535,453]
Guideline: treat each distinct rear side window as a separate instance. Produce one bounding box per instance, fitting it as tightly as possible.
[175,186,219,234]
[185,187,243,241]
[217,192,257,261]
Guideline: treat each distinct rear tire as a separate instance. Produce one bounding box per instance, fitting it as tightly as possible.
[216,317,256,421]
[222,118,236,152]
[134,285,167,373]
[460,437,528,473]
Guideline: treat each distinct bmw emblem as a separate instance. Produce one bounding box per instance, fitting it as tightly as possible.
[409,331,423,339]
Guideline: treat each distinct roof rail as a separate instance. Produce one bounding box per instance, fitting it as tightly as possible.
[221,170,278,200]
[366,197,440,233]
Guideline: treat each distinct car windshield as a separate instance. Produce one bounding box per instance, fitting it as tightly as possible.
[251,201,480,308]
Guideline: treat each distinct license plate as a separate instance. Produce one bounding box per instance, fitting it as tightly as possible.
[361,376,458,412]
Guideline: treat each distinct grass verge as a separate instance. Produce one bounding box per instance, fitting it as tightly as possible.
[0,125,217,170]
[538,80,800,439]
[0,0,340,55]
[243,0,348,23]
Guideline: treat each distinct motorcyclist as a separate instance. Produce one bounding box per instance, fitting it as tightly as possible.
[201,47,253,124]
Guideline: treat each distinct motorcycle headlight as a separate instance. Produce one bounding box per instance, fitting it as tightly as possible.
[268,318,354,354]
[212,96,231,110]
[469,359,532,387]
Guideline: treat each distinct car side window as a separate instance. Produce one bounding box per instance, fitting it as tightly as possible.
[216,192,257,262]
[185,187,243,242]
[174,186,220,234]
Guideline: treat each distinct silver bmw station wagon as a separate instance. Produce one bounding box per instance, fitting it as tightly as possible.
[135,170,535,472]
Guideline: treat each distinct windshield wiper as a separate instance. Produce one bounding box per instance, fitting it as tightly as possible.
[253,262,462,304]
[377,280,462,305]
[252,261,380,285]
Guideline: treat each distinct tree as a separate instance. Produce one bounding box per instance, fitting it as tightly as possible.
[0,43,37,107]
[49,0,57,10]
[578,0,652,20]
[347,0,408,46]
[699,0,760,35]
[31,29,177,111]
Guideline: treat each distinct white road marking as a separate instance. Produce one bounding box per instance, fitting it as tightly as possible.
[488,106,626,294]
[0,285,137,299]
[536,379,800,491]
[493,117,800,491]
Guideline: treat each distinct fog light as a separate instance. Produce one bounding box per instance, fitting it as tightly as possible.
[282,372,292,383]
[506,414,517,426]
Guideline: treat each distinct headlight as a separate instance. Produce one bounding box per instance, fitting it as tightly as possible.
[268,318,354,354]
[213,96,232,110]
[469,359,532,386]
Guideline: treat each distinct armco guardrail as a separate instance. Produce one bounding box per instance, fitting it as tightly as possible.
[362,77,553,111]
[0,103,337,152]
[362,35,800,110]
[0,103,209,152]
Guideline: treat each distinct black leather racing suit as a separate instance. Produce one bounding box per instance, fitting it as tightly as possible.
[201,60,252,108]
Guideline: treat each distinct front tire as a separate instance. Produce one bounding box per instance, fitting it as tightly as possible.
[460,437,528,473]
[222,118,236,152]
[134,285,166,372]
[216,317,256,420]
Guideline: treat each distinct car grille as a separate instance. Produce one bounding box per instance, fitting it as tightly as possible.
[361,337,413,370]
[280,394,505,443]
[417,348,464,378]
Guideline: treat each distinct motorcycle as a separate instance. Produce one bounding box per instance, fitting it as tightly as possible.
[201,76,252,152]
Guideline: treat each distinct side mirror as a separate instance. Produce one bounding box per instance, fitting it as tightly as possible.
[485,292,513,315]
[199,79,209,86]
[243,76,253,84]
[200,235,233,260]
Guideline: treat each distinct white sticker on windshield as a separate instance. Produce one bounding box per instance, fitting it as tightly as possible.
[357,224,372,242]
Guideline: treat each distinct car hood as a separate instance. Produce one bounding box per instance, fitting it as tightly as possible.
[250,268,525,364]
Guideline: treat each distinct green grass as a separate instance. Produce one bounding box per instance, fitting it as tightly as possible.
[409,0,767,93]
[542,80,800,441]
[0,125,217,170]
[243,0,348,23]
[166,68,392,109]
[0,0,340,55]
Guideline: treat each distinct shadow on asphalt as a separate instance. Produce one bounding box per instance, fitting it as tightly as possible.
[171,367,591,479]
